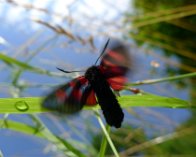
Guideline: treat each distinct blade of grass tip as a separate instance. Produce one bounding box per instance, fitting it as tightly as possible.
[94,109,119,157]
[0,119,45,138]
[0,53,64,80]
[127,72,196,86]
[0,149,3,157]
[0,53,40,72]
[99,125,110,157]
[55,136,87,157]
[0,113,9,128]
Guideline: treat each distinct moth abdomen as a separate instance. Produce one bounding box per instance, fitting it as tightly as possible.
[85,66,124,128]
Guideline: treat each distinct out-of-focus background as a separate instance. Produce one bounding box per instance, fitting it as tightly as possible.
[0,0,195,157]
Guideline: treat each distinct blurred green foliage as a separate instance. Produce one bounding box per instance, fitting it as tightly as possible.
[129,0,196,75]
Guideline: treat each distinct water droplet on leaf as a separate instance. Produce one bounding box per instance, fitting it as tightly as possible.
[15,101,29,112]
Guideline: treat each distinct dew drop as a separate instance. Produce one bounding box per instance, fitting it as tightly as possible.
[15,101,29,112]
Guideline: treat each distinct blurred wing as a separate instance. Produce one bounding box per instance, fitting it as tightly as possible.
[100,40,131,90]
[42,76,97,114]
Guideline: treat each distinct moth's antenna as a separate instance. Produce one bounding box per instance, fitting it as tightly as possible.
[94,39,110,65]
[56,67,84,73]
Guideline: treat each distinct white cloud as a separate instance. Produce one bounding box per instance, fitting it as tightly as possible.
[0,0,130,32]
[6,6,25,24]
[0,36,9,46]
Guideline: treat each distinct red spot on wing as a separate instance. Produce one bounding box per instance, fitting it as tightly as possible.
[56,89,66,102]
[107,76,127,90]
[85,90,97,106]
[108,50,125,60]
[99,41,131,91]
[76,76,94,104]
[72,87,82,100]
[69,80,76,87]
[101,50,127,67]
[99,66,128,90]
[63,76,96,107]
[67,76,87,102]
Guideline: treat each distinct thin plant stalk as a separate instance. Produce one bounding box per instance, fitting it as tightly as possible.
[99,125,110,157]
[126,72,196,87]
[94,109,119,157]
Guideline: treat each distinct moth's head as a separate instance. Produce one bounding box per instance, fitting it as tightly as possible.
[85,66,100,82]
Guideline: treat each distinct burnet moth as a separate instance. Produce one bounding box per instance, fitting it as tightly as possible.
[42,39,131,128]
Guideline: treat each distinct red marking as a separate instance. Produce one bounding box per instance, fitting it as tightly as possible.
[69,81,76,87]
[107,76,127,90]
[56,89,66,101]
[78,76,88,84]
[86,90,97,106]
[72,89,82,100]
[107,50,125,62]
[99,66,127,79]
[101,59,116,67]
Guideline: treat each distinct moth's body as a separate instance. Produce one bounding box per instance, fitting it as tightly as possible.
[85,66,124,128]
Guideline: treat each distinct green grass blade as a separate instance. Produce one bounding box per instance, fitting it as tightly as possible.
[127,72,196,86]
[55,136,87,157]
[0,119,45,138]
[99,125,110,157]
[95,109,119,157]
[0,97,43,113]
[0,116,89,157]
[0,53,65,77]
[118,94,192,108]
[0,53,42,72]
[0,94,192,114]
[0,115,81,157]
